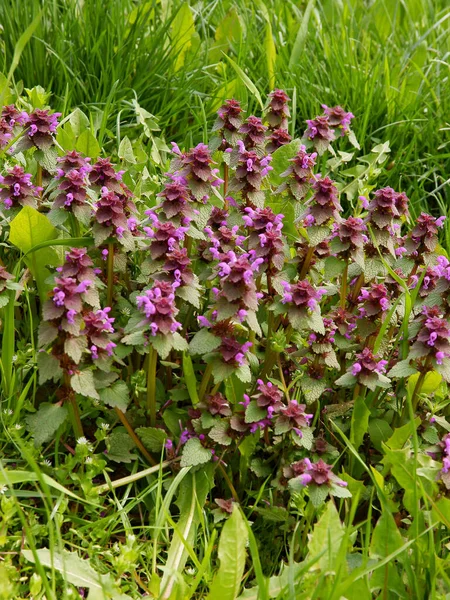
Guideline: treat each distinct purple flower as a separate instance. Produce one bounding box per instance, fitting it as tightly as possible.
[304,115,335,153]
[266,89,291,130]
[53,168,90,212]
[321,104,354,133]
[171,143,222,197]
[146,218,188,260]
[136,281,182,336]
[412,307,450,365]
[218,337,252,366]
[277,145,317,200]
[56,150,92,176]
[200,393,232,417]
[357,283,390,317]
[239,115,267,147]
[279,400,313,429]
[0,118,12,148]
[2,105,29,127]
[157,174,194,221]
[367,187,410,230]
[304,176,342,225]
[406,213,445,254]
[266,128,292,153]
[281,279,325,311]
[213,99,244,144]
[89,157,124,193]
[26,109,61,149]
[348,348,389,387]
[0,166,41,209]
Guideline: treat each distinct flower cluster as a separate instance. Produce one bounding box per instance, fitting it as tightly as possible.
[25,109,61,150]
[229,140,272,205]
[136,281,182,336]
[0,165,41,209]
[265,89,291,130]
[239,115,267,148]
[284,458,347,488]
[304,176,342,226]
[410,307,450,366]
[171,143,223,200]
[277,145,317,200]
[357,283,390,317]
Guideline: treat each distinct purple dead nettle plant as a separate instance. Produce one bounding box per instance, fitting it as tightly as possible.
[37,247,118,437]
[6,89,450,511]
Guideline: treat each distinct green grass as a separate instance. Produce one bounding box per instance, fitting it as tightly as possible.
[1,0,449,211]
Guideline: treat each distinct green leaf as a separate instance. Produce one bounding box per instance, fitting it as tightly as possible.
[64,336,87,364]
[75,130,101,157]
[308,484,330,507]
[9,207,60,303]
[71,370,99,400]
[289,0,316,70]
[22,548,115,597]
[136,427,167,452]
[99,381,130,411]
[268,138,301,188]
[245,400,266,424]
[183,352,199,405]
[106,429,137,463]
[385,418,420,450]
[407,370,442,396]
[207,507,248,600]
[388,359,417,378]
[308,501,344,570]
[68,108,90,137]
[180,437,212,468]
[5,11,42,86]
[37,352,62,385]
[171,3,195,71]
[189,328,221,355]
[209,421,232,446]
[118,135,136,163]
[369,418,393,451]
[160,470,213,599]
[223,54,264,110]
[350,395,370,450]
[25,403,68,447]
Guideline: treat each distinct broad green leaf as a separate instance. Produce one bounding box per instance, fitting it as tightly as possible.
[407,370,442,396]
[385,417,420,450]
[75,129,101,157]
[106,429,137,463]
[180,437,212,468]
[268,139,302,188]
[25,403,68,447]
[368,418,393,451]
[350,395,370,449]
[289,0,316,69]
[9,207,60,303]
[308,501,344,572]
[118,136,136,164]
[71,370,99,400]
[207,507,248,600]
[215,7,244,46]
[136,427,167,452]
[183,352,200,405]
[189,329,221,355]
[37,352,63,385]
[99,380,130,411]
[68,108,89,137]
[369,510,406,596]
[171,3,195,71]
[22,548,115,598]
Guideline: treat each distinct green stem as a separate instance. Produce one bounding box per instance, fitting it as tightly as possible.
[199,362,214,400]
[106,242,114,307]
[299,246,315,279]
[340,259,349,309]
[147,347,158,426]
[223,163,229,200]
[115,407,156,465]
